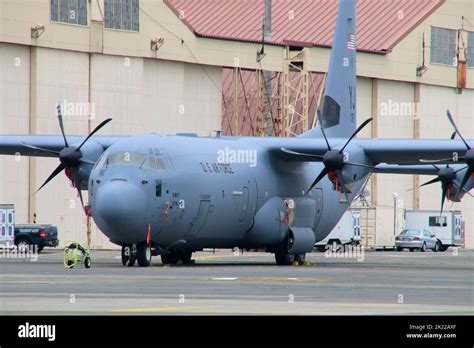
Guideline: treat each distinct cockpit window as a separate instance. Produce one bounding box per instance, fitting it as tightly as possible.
[108,152,146,166]
[97,150,174,171]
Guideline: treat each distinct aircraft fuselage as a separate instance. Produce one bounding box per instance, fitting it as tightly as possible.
[88,134,369,251]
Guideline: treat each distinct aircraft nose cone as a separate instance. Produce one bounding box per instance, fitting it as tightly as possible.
[95,180,147,242]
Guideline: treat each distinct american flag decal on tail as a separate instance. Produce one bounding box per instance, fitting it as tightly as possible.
[347,33,355,50]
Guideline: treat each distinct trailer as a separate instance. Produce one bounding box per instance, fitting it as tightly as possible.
[315,210,361,252]
[404,210,463,251]
[0,204,15,249]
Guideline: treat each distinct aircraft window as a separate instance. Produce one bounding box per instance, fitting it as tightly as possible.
[155,180,162,197]
[94,153,108,171]
[155,157,174,171]
[104,151,174,170]
[148,156,157,169]
[108,152,146,166]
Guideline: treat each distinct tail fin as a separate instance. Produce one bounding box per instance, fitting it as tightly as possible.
[301,0,356,138]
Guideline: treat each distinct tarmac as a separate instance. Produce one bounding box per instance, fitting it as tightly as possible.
[0,247,473,315]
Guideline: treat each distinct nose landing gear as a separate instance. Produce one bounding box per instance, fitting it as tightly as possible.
[121,244,136,267]
[121,243,152,267]
[137,242,152,267]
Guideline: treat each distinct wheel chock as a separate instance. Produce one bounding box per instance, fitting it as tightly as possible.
[303,260,311,266]
[292,261,299,266]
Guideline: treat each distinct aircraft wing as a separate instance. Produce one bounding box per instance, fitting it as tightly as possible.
[372,164,464,175]
[0,135,125,158]
[357,139,472,165]
[277,138,473,167]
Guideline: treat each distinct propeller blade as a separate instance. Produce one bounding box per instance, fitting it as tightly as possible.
[280,147,324,159]
[305,167,329,195]
[419,177,441,188]
[76,118,112,151]
[79,158,96,165]
[454,166,468,174]
[36,163,66,193]
[56,103,68,148]
[446,110,470,150]
[316,108,331,151]
[407,176,442,192]
[72,168,85,211]
[20,142,60,156]
[339,118,373,154]
[440,184,447,216]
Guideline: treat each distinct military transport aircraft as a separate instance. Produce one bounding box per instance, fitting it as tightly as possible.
[1,0,472,267]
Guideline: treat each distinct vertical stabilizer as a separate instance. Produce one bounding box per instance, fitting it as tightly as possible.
[301,0,357,138]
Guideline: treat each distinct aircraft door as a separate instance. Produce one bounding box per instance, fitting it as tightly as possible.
[234,180,257,224]
[186,199,210,236]
[239,187,249,221]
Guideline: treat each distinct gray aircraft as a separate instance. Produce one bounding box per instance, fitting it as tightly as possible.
[1,0,472,267]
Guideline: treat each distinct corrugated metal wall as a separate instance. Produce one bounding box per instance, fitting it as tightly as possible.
[0,43,222,248]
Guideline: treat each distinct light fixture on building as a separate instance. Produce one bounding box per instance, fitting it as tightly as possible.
[150,37,164,51]
[416,32,428,77]
[416,65,428,77]
[31,24,45,38]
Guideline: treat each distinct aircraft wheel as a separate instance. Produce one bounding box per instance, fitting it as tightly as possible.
[121,245,131,266]
[127,255,137,267]
[433,242,440,252]
[396,247,403,252]
[161,250,192,265]
[180,250,193,264]
[275,248,295,265]
[122,245,137,266]
[137,243,152,267]
[295,253,306,264]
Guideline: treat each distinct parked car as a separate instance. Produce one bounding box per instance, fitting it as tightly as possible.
[395,229,441,252]
[14,224,59,252]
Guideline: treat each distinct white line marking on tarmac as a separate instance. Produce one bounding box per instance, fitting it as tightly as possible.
[211,277,238,281]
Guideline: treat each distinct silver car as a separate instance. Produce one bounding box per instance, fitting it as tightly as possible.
[395,229,441,252]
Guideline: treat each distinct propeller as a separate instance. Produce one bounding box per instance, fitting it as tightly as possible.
[303,113,374,198]
[409,163,466,215]
[21,103,111,210]
[417,110,473,202]
[445,110,474,199]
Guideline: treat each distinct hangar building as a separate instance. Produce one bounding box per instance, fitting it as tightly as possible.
[0,0,473,248]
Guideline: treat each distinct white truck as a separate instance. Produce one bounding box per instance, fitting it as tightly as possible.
[404,210,463,251]
[315,210,361,252]
[0,204,15,249]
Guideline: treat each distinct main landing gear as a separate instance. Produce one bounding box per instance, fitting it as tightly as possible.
[274,246,306,266]
[121,244,193,267]
[121,242,152,267]
[161,249,193,265]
